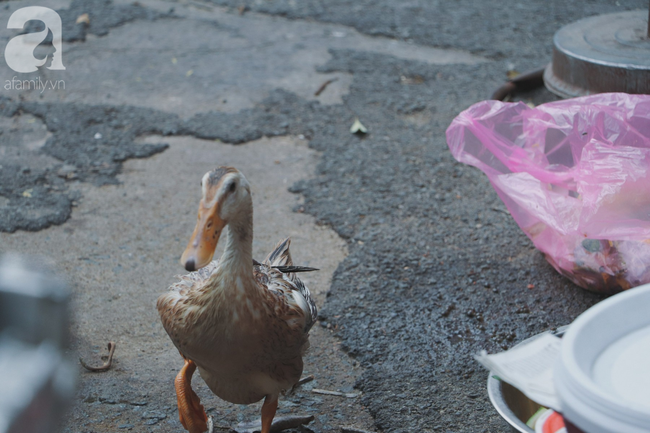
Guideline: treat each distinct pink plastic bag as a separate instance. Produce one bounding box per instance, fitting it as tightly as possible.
[446,93,650,294]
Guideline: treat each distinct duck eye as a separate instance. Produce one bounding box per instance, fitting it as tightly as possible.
[228,182,236,193]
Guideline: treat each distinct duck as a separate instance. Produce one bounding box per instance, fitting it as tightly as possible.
[157,166,318,433]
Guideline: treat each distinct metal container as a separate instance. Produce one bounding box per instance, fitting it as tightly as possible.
[487,327,568,432]
[488,378,540,433]
[544,10,650,98]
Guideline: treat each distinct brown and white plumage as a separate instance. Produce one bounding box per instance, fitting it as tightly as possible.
[157,167,317,433]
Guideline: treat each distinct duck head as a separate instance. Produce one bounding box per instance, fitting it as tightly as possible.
[180,166,251,272]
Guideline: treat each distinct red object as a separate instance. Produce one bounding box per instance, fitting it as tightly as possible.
[543,411,566,433]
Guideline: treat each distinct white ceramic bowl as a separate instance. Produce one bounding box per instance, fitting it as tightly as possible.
[555,284,650,433]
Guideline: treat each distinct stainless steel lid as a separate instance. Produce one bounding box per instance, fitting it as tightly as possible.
[544,10,650,98]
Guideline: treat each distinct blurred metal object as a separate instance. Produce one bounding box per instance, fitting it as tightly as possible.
[544,9,650,98]
[490,67,545,101]
[0,254,75,433]
[487,327,568,432]
[488,378,538,433]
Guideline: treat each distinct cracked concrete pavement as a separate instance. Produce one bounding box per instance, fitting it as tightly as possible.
[0,0,648,432]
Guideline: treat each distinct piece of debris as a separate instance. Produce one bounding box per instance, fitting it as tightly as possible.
[94,132,102,139]
[314,77,339,96]
[311,388,360,398]
[22,189,33,198]
[527,284,535,289]
[57,165,78,180]
[288,375,315,394]
[491,206,510,215]
[295,375,314,387]
[238,5,247,15]
[76,13,90,25]
[234,415,315,433]
[506,69,520,80]
[341,427,376,433]
[186,69,194,77]
[399,75,424,85]
[80,341,116,372]
[350,118,367,135]
[188,0,213,11]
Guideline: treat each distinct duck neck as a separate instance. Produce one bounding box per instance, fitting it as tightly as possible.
[219,199,254,280]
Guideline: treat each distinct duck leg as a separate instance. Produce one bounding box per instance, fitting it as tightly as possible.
[260,395,278,433]
[175,358,208,433]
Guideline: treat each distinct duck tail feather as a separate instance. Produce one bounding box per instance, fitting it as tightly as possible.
[273,265,319,273]
[264,237,293,267]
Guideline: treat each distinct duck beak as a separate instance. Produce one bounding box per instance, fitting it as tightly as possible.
[181,200,225,272]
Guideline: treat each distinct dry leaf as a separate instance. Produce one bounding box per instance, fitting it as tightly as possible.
[76,13,90,25]
[350,118,367,135]
[506,69,520,80]
[400,75,424,85]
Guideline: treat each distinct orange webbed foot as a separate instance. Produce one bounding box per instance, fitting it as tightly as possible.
[174,358,209,433]
[260,395,278,433]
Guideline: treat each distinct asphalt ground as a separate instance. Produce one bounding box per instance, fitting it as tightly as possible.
[0,0,647,432]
